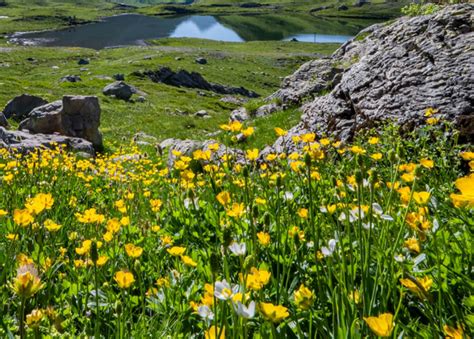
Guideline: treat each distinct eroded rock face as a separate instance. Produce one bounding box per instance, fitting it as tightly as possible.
[264,5,473,150]
[0,127,95,155]
[19,96,103,150]
[2,94,48,121]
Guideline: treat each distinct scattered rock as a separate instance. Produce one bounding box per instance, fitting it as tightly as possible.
[195,57,207,65]
[220,96,248,105]
[338,5,349,10]
[230,107,250,122]
[113,73,125,81]
[0,127,95,155]
[26,57,36,62]
[175,56,182,61]
[78,58,89,65]
[136,96,146,103]
[60,75,82,83]
[291,38,299,42]
[103,81,137,101]
[51,66,59,70]
[79,68,88,72]
[2,94,48,121]
[139,67,259,98]
[195,110,210,118]
[255,103,279,118]
[19,95,103,150]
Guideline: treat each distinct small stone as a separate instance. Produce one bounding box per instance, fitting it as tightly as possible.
[195,57,207,65]
[78,58,89,65]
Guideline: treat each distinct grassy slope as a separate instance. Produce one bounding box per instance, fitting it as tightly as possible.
[0,39,338,150]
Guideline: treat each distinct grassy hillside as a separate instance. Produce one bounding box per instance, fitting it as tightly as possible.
[0,39,338,150]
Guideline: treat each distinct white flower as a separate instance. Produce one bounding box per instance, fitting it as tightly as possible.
[349,207,365,223]
[214,280,239,301]
[234,301,255,319]
[394,254,405,263]
[198,305,214,320]
[228,242,246,256]
[283,191,294,201]
[321,239,337,257]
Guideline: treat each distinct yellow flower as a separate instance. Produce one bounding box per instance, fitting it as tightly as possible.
[368,137,379,145]
[404,237,420,253]
[150,199,163,212]
[44,219,62,232]
[297,208,308,219]
[371,153,383,161]
[103,232,114,242]
[13,209,34,227]
[443,324,464,339]
[450,174,474,208]
[274,127,288,137]
[413,191,430,205]
[216,191,231,206]
[246,148,259,161]
[25,193,54,215]
[401,172,416,183]
[167,246,186,257]
[399,276,433,298]
[161,235,173,246]
[301,133,315,143]
[0,209,8,217]
[75,208,105,224]
[106,218,121,233]
[26,309,44,327]
[349,290,361,304]
[246,267,271,291]
[350,145,366,155]
[205,326,225,339]
[419,158,434,169]
[156,277,170,288]
[181,255,197,267]
[294,284,314,310]
[363,313,394,337]
[114,271,135,289]
[120,216,130,226]
[460,151,474,161]
[426,117,439,125]
[242,127,254,137]
[259,302,289,323]
[6,233,19,241]
[226,203,245,218]
[96,256,109,266]
[257,232,270,246]
[75,240,92,255]
[424,107,437,117]
[125,243,143,258]
[11,264,43,298]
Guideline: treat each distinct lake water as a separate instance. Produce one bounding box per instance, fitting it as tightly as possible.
[11,14,371,49]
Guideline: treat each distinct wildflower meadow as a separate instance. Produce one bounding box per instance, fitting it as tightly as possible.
[0,112,472,338]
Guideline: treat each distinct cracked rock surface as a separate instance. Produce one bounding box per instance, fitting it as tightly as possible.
[265,5,474,151]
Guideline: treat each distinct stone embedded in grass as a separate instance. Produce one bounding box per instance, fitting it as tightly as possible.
[102,81,137,101]
[60,75,82,83]
[78,58,89,65]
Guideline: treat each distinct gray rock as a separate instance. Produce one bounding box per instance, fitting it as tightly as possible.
[0,127,94,155]
[263,4,474,150]
[255,103,280,117]
[220,96,248,105]
[60,75,82,83]
[195,110,210,118]
[136,96,146,103]
[338,5,349,10]
[19,95,103,150]
[103,81,137,101]
[78,58,89,65]
[230,107,250,122]
[2,94,48,121]
[0,112,8,128]
[113,73,125,81]
[196,57,207,65]
[138,67,259,98]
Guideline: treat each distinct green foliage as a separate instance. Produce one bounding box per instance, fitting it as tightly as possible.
[401,3,440,16]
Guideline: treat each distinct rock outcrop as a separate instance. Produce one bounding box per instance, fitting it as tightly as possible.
[19,95,103,150]
[254,4,474,150]
[0,127,95,155]
[103,81,137,101]
[137,67,259,98]
[2,94,48,121]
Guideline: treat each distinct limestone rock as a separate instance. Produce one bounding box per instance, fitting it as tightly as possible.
[0,127,94,155]
[262,4,474,151]
[2,94,48,121]
[103,81,137,101]
[19,95,103,149]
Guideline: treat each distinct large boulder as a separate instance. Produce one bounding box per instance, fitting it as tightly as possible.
[19,95,103,150]
[0,127,94,155]
[2,94,48,121]
[260,4,474,149]
[103,81,137,101]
